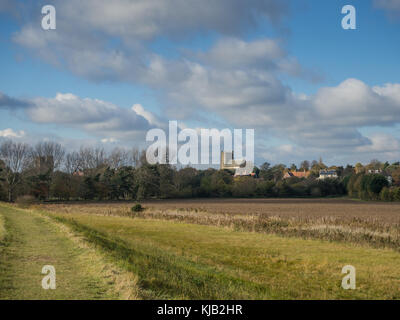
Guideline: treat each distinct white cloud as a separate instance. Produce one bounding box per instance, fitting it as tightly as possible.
[0,128,26,138]
[101,138,119,144]
[131,103,164,127]
[24,93,164,141]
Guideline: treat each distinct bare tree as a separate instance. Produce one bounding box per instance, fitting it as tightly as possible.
[78,146,107,170]
[311,160,318,169]
[0,140,31,201]
[65,151,82,174]
[92,147,107,168]
[300,160,310,171]
[130,148,140,168]
[108,147,130,169]
[369,159,382,170]
[139,149,148,167]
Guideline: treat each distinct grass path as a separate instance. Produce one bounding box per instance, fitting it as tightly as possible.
[0,205,138,300]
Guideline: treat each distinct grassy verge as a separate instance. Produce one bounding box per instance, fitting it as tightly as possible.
[43,210,400,299]
[41,202,400,252]
[0,204,139,299]
[128,209,400,251]
[0,213,5,242]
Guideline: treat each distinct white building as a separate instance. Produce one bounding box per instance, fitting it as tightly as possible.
[367,169,382,174]
[220,151,254,177]
[318,170,338,180]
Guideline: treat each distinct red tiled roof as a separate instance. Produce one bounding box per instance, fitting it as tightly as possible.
[284,170,310,179]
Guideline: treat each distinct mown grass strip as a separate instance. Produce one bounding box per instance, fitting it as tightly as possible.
[52,215,275,300]
[0,213,6,243]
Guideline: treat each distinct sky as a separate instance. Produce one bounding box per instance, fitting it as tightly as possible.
[0,0,400,167]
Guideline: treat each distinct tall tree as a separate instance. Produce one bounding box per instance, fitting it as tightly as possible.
[29,141,65,199]
[300,160,310,171]
[108,147,130,169]
[0,140,31,201]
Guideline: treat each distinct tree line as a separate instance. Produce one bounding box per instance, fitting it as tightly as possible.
[0,140,399,202]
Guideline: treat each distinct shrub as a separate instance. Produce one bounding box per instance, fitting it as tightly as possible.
[310,187,321,197]
[232,177,256,197]
[392,187,400,201]
[255,180,275,197]
[291,183,308,196]
[348,173,389,200]
[380,187,392,201]
[368,174,389,195]
[0,184,6,201]
[131,203,144,212]
[15,195,37,208]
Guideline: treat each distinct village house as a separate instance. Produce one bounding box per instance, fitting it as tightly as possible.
[220,151,254,177]
[283,170,310,179]
[367,169,382,174]
[72,170,85,177]
[318,169,338,180]
[366,169,393,185]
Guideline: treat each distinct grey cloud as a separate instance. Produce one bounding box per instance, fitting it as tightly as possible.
[58,0,288,40]
[12,0,290,82]
[199,38,285,70]
[0,0,12,12]
[0,92,31,109]
[374,0,400,18]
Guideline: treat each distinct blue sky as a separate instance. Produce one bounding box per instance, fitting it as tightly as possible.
[0,0,400,166]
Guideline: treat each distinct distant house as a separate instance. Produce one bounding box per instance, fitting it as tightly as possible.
[283,170,310,179]
[367,169,382,174]
[366,169,393,185]
[377,171,392,185]
[318,170,338,180]
[220,151,254,177]
[234,167,255,177]
[73,170,85,177]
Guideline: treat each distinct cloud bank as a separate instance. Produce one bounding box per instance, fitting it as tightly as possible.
[2,0,400,164]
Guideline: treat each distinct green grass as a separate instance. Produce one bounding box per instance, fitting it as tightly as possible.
[0,213,5,242]
[2,202,400,300]
[0,204,138,300]
[44,211,400,300]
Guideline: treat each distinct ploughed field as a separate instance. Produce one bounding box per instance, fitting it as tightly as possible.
[44,198,400,222]
[1,198,400,299]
